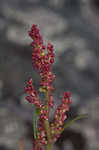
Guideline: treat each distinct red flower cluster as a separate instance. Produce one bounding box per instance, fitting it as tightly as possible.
[37,119,47,145]
[55,93,71,126]
[49,91,71,143]
[24,78,42,109]
[29,24,55,92]
[55,92,71,134]
[24,24,72,150]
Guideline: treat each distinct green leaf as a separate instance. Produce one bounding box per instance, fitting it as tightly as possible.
[33,108,38,139]
[62,114,88,131]
[36,108,41,115]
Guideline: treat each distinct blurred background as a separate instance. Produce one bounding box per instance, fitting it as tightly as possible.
[0,0,99,150]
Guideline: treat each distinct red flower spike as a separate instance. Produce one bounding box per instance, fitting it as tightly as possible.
[25,24,72,150]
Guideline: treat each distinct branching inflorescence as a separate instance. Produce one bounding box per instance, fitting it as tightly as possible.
[24,24,72,150]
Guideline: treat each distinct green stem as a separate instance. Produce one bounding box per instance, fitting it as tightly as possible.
[44,90,51,140]
[44,119,51,140]
[46,143,53,150]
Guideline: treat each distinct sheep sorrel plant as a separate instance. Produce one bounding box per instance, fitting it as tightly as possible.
[24,24,85,150]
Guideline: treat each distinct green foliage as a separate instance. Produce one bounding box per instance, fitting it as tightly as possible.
[33,108,38,139]
[62,114,87,131]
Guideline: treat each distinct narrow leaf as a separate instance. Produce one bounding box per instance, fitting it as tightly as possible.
[33,108,38,139]
[62,114,87,131]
